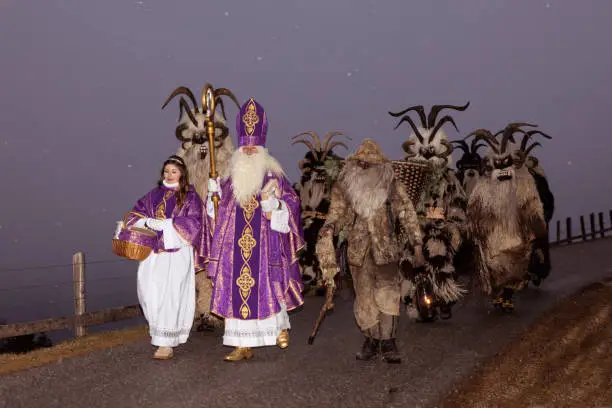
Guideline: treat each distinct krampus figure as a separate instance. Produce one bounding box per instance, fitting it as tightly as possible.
[517,130,555,226]
[467,124,549,311]
[291,131,350,294]
[161,85,239,332]
[389,102,470,321]
[512,128,555,286]
[316,139,424,363]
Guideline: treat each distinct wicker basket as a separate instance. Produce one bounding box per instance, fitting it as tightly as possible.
[112,213,157,261]
[391,158,433,205]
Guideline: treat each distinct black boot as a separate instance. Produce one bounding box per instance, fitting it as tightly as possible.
[380,339,401,364]
[439,302,454,320]
[356,337,379,361]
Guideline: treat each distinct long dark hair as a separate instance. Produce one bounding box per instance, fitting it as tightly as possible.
[157,155,190,209]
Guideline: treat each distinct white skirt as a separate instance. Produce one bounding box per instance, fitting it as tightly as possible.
[136,222,195,347]
[223,304,291,348]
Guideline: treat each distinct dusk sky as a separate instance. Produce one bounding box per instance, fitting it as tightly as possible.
[1,1,611,320]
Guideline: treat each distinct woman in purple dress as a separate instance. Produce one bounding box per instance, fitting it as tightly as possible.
[125,155,208,360]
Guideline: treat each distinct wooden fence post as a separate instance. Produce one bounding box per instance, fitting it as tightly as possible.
[73,252,87,338]
[556,220,561,244]
[599,212,605,238]
[590,213,596,240]
[565,217,572,245]
[580,215,587,242]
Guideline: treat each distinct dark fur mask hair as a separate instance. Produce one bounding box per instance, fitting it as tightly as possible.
[158,155,190,209]
[465,123,541,175]
[451,136,487,173]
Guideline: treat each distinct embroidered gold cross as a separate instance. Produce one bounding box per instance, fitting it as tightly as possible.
[242,100,259,136]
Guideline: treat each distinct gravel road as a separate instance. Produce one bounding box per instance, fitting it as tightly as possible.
[1,239,610,408]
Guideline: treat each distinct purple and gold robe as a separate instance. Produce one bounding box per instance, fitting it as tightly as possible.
[126,184,208,272]
[207,173,305,321]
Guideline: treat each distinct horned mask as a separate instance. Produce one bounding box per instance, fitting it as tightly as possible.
[389,102,470,168]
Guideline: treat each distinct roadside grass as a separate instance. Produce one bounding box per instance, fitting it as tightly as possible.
[0,325,148,376]
[438,279,612,407]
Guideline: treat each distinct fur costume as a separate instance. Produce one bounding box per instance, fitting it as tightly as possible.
[389,103,470,308]
[291,131,350,292]
[161,85,239,330]
[511,129,555,284]
[467,125,549,305]
[315,139,423,363]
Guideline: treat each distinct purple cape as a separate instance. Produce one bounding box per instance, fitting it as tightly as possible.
[126,184,208,272]
[207,173,305,320]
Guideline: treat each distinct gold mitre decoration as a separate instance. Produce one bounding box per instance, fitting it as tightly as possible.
[348,138,390,164]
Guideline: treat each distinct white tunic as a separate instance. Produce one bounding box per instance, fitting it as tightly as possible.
[133,218,196,347]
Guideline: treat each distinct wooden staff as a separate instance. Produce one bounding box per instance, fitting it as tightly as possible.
[308,282,335,345]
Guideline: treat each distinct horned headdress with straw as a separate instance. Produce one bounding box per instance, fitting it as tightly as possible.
[389,102,470,167]
[291,131,351,173]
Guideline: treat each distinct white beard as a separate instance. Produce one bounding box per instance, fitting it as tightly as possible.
[228,147,269,205]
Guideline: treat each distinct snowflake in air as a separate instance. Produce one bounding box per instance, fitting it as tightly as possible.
[224,11,229,16]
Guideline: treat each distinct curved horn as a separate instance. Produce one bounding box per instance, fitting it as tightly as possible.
[214,88,241,110]
[471,141,487,154]
[388,105,427,128]
[320,141,349,162]
[439,139,453,158]
[402,141,417,157]
[161,86,199,113]
[427,101,470,129]
[465,129,499,154]
[174,122,191,142]
[523,142,542,157]
[292,131,321,151]
[451,140,470,155]
[322,131,349,151]
[500,124,529,153]
[292,139,320,161]
[428,115,460,142]
[215,97,227,120]
[178,98,198,126]
[520,130,552,151]
[498,122,539,145]
[393,116,424,143]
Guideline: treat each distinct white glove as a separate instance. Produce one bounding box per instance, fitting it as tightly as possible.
[145,218,165,231]
[208,178,220,194]
[206,198,215,219]
[261,196,280,213]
